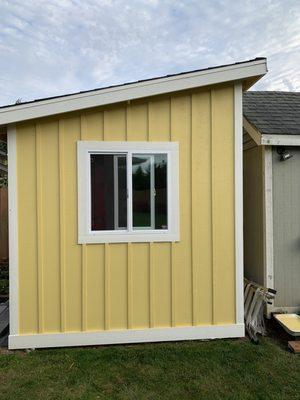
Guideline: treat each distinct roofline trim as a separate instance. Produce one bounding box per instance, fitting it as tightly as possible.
[261,134,300,146]
[0,58,267,126]
[244,117,300,146]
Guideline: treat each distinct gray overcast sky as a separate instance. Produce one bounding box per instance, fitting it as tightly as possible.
[0,0,300,106]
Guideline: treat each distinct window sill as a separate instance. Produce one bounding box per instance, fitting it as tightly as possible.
[78,232,180,244]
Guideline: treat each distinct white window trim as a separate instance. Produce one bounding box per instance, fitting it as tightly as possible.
[77,141,180,244]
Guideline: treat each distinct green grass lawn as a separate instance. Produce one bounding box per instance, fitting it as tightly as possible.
[0,335,299,400]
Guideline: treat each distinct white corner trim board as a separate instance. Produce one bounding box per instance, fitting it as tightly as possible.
[7,124,19,336]
[9,324,245,349]
[234,83,244,325]
[262,146,274,291]
[0,59,267,126]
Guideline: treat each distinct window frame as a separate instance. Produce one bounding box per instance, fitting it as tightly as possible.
[113,154,127,230]
[77,141,179,244]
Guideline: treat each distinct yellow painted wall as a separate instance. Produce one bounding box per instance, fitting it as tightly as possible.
[16,84,236,334]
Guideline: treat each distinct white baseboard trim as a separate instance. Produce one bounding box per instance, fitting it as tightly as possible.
[9,323,245,350]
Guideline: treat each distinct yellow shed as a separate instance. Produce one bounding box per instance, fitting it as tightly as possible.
[0,58,267,349]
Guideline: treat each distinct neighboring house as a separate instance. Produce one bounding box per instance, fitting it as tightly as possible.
[0,58,267,350]
[243,91,300,313]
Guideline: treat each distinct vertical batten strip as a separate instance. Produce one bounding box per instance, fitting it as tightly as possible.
[81,244,87,331]
[103,112,110,330]
[104,243,110,330]
[210,91,215,325]
[80,116,87,331]
[211,90,216,325]
[8,125,19,335]
[171,243,176,327]
[58,121,66,332]
[147,103,153,328]
[127,243,133,329]
[149,242,155,327]
[125,107,133,329]
[146,103,150,142]
[170,98,176,327]
[190,95,197,326]
[80,114,87,137]
[36,124,44,333]
[188,97,193,324]
[103,111,107,141]
[210,92,214,324]
[125,103,129,141]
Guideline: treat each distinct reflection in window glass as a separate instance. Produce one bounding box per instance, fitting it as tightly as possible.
[132,155,152,228]
[154,154,167,229]
[132,154,167,230]
[116,156,127,229]
[90,154,127,231]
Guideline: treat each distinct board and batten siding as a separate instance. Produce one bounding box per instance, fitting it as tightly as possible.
[272,147,300,309]
[15,85,236,336]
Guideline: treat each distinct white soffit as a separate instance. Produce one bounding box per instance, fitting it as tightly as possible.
[0,58,267,126]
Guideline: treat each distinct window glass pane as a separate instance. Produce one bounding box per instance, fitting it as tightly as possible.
[132,153,168,230]
[90,154,127,231]
[154,154,168,229]
[117,156,127,228]
[132,155,152,228]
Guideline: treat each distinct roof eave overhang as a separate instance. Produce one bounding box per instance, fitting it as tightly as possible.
[244,117,300,146]
[242,75,264,91]
[0,58,267,127]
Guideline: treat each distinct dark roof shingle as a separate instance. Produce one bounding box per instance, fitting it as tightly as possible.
[243,91,300,135]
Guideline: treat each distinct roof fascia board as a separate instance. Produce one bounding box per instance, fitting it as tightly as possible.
[0,59,267,126]
[243,117,262,145]
[261,134,300,146]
